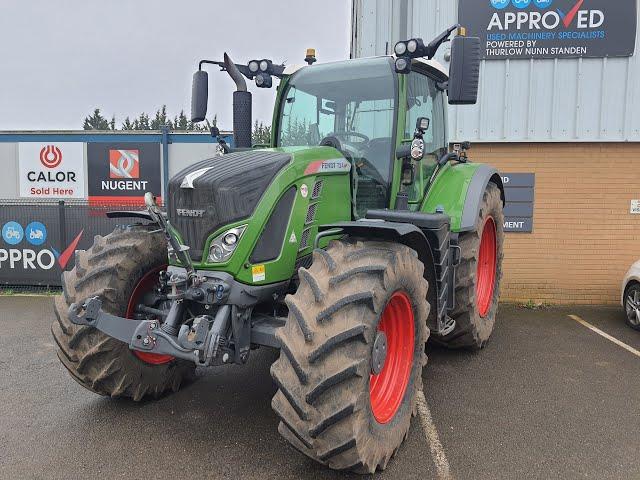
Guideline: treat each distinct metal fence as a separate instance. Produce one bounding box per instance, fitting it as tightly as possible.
[0,199,152,288]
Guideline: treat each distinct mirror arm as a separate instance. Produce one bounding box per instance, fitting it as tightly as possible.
[426,24,460,58]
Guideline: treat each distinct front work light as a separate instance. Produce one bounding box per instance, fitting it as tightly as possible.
[255,72,272,88]
[394,57,410,74]
[394,41,407,56]
[248,60,259,73]
[208,225,247,263]
[259,59,271,72]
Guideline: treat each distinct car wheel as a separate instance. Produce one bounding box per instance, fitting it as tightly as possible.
[624,283,640,331]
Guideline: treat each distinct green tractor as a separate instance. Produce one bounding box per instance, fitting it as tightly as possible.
[53,25,504,473]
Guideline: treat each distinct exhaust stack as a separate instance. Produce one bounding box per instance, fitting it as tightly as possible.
[223,53,252,149]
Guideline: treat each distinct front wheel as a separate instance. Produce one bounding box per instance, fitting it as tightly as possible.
[271,240,429,473]
[51,226,195,400]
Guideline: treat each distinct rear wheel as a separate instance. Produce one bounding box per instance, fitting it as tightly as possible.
[51,225,195,400]
[436,182,504,349]
[271,240,429,473]
[624,283,640,331]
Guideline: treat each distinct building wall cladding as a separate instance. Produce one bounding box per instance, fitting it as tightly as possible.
[472,142,640,305]
[351,0,640,143]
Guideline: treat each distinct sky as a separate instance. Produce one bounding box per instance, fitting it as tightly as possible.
[0,0,351,131]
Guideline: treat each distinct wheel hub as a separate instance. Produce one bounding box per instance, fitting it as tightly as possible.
[369,291,415,424]
[126,266,174,365]
[371,331,388,375]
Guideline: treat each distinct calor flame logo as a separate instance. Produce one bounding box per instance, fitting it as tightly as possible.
[39,145,63,169]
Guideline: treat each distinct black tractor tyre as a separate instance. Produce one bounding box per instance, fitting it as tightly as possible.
[435,182,504,349]
[51,225,195,401]
[271,240,429,473]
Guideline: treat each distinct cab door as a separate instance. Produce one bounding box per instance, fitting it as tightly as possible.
[402,69,448,209]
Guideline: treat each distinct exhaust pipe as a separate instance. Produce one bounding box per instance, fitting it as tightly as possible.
[224,53,252,148]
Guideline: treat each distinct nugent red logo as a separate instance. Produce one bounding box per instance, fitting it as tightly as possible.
[39,145,63,169]
[109,149,140,179]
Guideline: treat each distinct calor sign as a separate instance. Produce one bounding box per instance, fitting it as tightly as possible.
[19,142,85,199]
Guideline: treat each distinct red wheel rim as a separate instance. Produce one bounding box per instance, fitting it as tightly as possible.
[476,217,497,317]
[369,291,415,424]
[126,266,174,365]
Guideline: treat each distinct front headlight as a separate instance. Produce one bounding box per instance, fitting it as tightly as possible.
[207,225,247,263]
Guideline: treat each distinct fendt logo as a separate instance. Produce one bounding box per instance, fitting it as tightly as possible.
[488,0,604,31]
[39,145,63,169]
[109,149,140,179]
[0,220,83,271]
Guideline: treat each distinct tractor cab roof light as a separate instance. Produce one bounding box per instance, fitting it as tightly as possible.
[248,60,259,73]
[255,72,272,88]
[394,41,407,56]
[394,57,411,74]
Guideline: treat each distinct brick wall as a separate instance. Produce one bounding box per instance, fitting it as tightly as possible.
[469,143,640,305]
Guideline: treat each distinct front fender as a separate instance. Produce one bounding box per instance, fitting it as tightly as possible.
[422,163,504,232]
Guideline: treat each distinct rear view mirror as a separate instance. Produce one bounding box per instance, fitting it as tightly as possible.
[448,36,480,105]
[191,70,209,122]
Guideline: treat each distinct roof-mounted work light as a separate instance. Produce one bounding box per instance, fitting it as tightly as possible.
[394,24,463,74]
[247,59,276,88]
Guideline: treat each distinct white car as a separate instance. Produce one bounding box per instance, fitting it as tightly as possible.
[622,260,640,330]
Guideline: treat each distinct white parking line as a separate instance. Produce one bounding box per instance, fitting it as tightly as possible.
[568,314,640,358]
[416,390,453,480]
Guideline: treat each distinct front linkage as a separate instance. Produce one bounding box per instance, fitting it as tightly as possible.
[68,195,287,367]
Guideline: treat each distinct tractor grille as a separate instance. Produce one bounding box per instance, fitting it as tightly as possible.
[311,180,323,199]
[305,203,317,225]
[167,151,291,261]
[299,227,311,251]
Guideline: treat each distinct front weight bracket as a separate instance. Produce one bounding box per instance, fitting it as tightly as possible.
[68,296,198,363]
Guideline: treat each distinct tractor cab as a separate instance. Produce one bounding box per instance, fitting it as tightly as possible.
[275,55,449,217]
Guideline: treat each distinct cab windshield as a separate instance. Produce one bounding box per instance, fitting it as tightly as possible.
[277,57,397,216]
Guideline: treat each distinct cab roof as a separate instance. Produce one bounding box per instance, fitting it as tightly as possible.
[283,56,449,81]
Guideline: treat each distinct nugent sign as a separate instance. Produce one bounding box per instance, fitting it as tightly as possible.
[458,0,637,59]
[87,143,162,204]
[19,143,85,198]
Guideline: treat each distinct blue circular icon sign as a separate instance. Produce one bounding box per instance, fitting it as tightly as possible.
[2,221,24,245]
[512,0,531,8]
[533,0,553,8]
[25,222,47,246]
[491,0,510,9]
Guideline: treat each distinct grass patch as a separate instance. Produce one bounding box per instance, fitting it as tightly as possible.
[519,299,552,310]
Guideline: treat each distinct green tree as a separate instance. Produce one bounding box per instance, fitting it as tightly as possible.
[83,108,115,130]
[280,118,310,146]
[121,116,135,130]
[252,120,272,145]
[84,107,217,132]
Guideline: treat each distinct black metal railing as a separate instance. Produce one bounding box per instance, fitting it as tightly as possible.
[0,199,154,288]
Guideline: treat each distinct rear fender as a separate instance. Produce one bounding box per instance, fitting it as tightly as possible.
[422,163,505,233]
